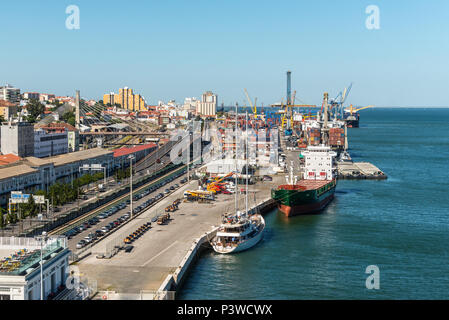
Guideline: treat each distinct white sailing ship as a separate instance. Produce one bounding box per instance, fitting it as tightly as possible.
[211,109,265,254]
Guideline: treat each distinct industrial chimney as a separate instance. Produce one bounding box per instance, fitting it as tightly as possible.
[286,71,292,106]
[75,90,80,129]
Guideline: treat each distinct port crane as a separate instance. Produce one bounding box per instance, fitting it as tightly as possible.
[328,83,353,120]
[244,88,257,119]
[345,105,375,115]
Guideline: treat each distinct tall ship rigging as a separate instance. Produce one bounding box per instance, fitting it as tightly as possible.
[211,111,265,254]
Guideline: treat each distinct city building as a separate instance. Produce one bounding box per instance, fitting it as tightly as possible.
[0,143,161,206]
[0,236,71,300]
[0,85,20,103]
[34,127,69,158]
[158,115,170,126]
[103,87,146,112]
[0,100,19,120]
[196,91,217,117]
[39,94,55,102]
[22,92,40,100]
[183,97,198,112]
[0,122,34,157]
[112,143,157,170]
[0,148,114,206]
[35,122,79,153]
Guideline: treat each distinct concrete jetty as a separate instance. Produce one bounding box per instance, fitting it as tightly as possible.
[79,175,282,299]
[337,161,387,180]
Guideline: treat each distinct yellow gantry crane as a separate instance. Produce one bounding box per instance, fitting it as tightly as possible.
[346,104,375,115]
[244,88,257,119]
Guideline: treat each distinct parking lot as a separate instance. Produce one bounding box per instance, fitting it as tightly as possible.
[65,168,192,252]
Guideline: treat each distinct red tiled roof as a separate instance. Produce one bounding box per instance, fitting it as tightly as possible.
[0,154,22,166]
[0,100,17,107]
[113,143,157,158]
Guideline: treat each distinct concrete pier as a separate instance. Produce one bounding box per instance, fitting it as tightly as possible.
[78,175,282,299]
[337,161,387,180]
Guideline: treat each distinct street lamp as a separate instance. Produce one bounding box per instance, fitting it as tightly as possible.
[187,132,192,183]
[128,155,135,219]
[37,231,48,300]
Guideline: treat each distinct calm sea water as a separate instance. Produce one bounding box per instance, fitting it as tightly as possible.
[178,108,449,300]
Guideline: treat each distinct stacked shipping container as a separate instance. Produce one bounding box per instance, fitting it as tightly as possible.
[308,127,321,145]
[329,127,344,146]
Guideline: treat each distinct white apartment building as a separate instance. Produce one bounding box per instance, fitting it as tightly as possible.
[34,128,68,158]
[0,236,71,300]
[196,91,217,117]
[0,85,21,103]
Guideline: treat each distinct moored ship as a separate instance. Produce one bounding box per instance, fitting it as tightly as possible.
[271,145,337,217]
[211,212,265,253]
[343,111,359,128]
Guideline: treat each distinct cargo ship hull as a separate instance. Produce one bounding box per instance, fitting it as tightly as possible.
[344,112,359,128]
[346,119,359,128]
[271,180,336,217]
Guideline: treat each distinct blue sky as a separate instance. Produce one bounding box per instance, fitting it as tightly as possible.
[0,0,448,106]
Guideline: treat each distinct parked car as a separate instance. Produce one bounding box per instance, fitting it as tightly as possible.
[76,240,86,249]
[124,245,134,253]
[101,227,109,233]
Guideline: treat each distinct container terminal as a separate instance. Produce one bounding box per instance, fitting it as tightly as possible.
[0,71,386,300]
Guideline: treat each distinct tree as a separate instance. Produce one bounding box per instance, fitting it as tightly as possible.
[23,195,37,218]
[62,110,76,127]
[25,99,45,123]
[0,207,5,229]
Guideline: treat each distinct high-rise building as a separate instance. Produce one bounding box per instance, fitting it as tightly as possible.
[0,122,34,157]
[103,87,146,111]
[196,91,217,117]
[0,84,21,103]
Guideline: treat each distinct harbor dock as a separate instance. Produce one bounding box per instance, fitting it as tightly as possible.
[337,161,387,180]
[78,175,281,300]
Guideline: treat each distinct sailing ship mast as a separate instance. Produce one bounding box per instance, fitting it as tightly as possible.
[245,111,248,216]
[235,103,238,213]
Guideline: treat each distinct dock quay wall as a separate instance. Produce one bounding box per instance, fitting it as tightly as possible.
[155,197,277,300]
